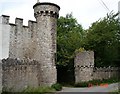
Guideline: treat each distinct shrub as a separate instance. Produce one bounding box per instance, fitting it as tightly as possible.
[51,83,62,91]
[74,77,120,87]
[74,82,88,87]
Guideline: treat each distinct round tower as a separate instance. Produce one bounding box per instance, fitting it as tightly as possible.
[33,2,60,86]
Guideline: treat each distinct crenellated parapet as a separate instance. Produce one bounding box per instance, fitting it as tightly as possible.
[33,2,60,19]
[93,67,119,80]
[34,10,59,18]
[93,67,120,72]
[1,15,10,24]
[1,15,37,60]
[1,15,36,27]
[0,2,60,92]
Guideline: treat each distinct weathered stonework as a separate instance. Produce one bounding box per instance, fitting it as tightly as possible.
[93,67,119,80]
[0,60,2,93]
[33,2,60,86]
[74,51,94,83]
[74,51,119,83]
[2,58,39,92]
[0,2,60,92]
[1,1,119,92]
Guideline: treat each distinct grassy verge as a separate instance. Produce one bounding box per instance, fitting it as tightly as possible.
[2,86,55,94]
[2,83,62,94]
[74,77,120,87]
[22,86,55,93]
[110,90,120,94]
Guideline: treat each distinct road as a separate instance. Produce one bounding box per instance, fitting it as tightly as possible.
[57,83,119,93]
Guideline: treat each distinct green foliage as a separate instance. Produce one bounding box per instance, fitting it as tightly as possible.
[57,12,120,84]
[83,12,120,67]
[57,13,85,83]
[22,86,55,93]
[110,92,120,94]
[51,83,62,91]
[74,81,88,87]
[57,13,85,66]
[2,86,55,94]
[75,47,85,53]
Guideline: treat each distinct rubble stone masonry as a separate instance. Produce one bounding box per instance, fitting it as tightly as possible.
[74,51,119,83]
[0,2,60,92]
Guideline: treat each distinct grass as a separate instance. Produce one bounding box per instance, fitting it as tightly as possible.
[2,83,62,94]
[2,86,56,94]
[110,90,120,94]
[74,77,120,87]
[22,86,56,93]
[51,83,62,91]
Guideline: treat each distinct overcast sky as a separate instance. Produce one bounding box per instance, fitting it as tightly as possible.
[0,0,120,29]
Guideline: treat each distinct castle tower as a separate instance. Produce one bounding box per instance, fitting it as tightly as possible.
[33,2,60,86]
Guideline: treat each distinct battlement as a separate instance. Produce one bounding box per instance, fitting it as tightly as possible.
[1,15,36,27]
[1,15,10,24]
[93,67,120,72]
[33,2,60,19]
[34,10,59,19]
[0,15,37,60]
[0,2,60,92]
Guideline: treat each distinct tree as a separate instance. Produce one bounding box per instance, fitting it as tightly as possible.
[57,14,84,83]
[57,13,84,66]
[83,12,120,67]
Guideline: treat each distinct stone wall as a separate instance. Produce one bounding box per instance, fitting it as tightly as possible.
[0,15,37,60]
[74,51,119,83]
[0,60,2,93]
[93,67,119,80]
[0,16,2,59]
[1,58,60,92]
[0,2,60,92]
[2,58,39,92]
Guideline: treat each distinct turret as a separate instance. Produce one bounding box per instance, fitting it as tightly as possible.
[33,2,60,86]
[33,2,60,20]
